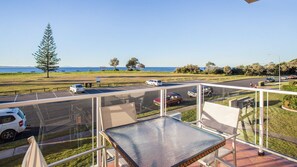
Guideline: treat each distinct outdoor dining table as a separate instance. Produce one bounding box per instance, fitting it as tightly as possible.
[101,116,226,167]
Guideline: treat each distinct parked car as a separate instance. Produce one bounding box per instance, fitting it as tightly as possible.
[265,77,275,82]
[288,75,297,79]
[281,76,288,80]
[187,86,213,98]
[154,92,183,106]
[70,84,85,93]
[145,80,163,86]
[0,108,26,140]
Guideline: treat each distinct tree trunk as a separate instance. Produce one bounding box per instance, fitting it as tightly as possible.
[46,70,49,78]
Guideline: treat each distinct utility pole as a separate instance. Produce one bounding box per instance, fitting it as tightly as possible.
[279,56,281,90]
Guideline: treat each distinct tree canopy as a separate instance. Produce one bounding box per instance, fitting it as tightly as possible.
[126,57,140,71]
[137,63,145,70]
[33,24,60,78]
[109,58,119,70]
[223,66,232,75]
[205,61,217,74]
[174,58,297,76]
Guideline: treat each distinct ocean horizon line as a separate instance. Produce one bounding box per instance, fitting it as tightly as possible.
[0,66,185,73]
[0,66,177,68]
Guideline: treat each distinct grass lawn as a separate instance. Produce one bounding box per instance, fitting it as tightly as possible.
[0,71,260,94]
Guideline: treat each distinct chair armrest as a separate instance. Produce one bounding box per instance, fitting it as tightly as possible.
[225,133,240,140]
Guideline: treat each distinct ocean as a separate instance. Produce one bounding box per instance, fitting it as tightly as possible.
[0,66,177,73]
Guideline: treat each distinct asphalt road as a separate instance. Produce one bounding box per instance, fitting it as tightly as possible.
[0,78,265,143]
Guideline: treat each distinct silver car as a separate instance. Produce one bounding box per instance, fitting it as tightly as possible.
[0,108,26,140]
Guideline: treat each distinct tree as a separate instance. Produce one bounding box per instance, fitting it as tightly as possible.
[33,24,60,78]
[137,63,145,70]
[251,63,265,75]
[174,64,200,74]
[232,65,245,75]
[126,57,139,71]
[205,61,216,74]
[280,62,289,75]
[265,62,277,76]
[223,66,232,75]
[109,58,119,71]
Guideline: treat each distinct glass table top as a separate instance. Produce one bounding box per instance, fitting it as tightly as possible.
[104,116,225,167]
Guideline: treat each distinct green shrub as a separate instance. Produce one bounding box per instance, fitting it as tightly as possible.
[283,95,297,110]
[174,64,200,74]
[282,84,297,110]
[288,80,297,86]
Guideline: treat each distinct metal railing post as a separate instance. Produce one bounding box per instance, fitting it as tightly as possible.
[92,98,94,166]
[160,89,165,116]
[197,84,202,126]
[258,90,265,156]
[96,97,105,166]
[163,89,167,115]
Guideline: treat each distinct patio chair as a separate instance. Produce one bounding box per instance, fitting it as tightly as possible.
[100,102,137,167]
[194,102,241,167]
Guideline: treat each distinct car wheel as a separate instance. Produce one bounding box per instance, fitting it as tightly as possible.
[1,129,16,140]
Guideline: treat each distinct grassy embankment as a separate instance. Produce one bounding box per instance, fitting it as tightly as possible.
[0,71,261,94]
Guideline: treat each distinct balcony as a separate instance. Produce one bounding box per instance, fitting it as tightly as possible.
[0,83,296,166]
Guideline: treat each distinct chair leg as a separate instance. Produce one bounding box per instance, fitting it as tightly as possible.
[114,150,119,167]
[232,137,237,167]
[214,150,219,167]
[102,139,107,167]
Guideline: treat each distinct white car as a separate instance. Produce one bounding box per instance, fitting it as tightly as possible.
[187,86,213,98]
[0,108,26,140]
[70,84,85,93]
[145,80,163,86]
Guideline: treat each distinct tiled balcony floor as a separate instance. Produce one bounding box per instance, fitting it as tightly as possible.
[108,140,297,167]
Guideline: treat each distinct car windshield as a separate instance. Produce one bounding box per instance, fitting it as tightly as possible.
[17,110,25,119]
[157,80,161,83]
[76,85,83,88]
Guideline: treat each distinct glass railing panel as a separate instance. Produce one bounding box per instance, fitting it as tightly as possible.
[0,98,96,167]
[101,90,160,120]
[265,92,297,159]
[200,85,259,145]
[165,85,195,120]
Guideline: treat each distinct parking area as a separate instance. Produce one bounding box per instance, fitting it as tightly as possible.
[0,85,156,104]
[0,90,84,104]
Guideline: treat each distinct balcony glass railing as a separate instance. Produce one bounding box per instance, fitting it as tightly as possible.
[0,83,296,166]
[198,83,297,161]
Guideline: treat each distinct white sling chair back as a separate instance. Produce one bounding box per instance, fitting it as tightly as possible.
[100,102,137,167]
[198,102,241,167]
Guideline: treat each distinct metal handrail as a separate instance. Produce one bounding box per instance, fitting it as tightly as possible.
[0,83,199,109]
[202,83,297,95]
[48,146,104,167]
[1,82,297,109]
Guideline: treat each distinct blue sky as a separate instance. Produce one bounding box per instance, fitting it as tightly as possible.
[0,0,297,67]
